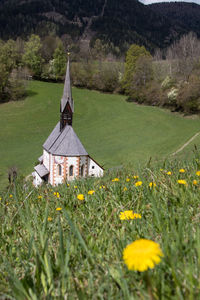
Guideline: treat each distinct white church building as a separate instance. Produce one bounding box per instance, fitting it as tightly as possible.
[32,58,104,186]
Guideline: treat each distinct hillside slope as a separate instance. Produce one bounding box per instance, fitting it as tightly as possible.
[150,2,200,38]
[0,80,200,187]
[0,0,189,50]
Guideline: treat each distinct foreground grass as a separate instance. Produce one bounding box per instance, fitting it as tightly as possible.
[0,80,200,188]
[1,155,200,299]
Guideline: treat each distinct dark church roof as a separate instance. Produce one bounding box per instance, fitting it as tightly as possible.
[61,58,74,113]
[43,123,88,156]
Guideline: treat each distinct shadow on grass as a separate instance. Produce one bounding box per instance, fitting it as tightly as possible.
[26,90,38,98]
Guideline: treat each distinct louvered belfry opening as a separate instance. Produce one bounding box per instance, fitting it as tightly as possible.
[60,100,73,130]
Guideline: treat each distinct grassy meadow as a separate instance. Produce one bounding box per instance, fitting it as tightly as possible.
[1,80,200,299]
[0,80,200,188]
[1,157,200,298]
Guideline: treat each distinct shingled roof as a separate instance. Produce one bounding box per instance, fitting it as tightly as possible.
[61,58,74,113]
[34,164,49,177]
[43,123,88,156]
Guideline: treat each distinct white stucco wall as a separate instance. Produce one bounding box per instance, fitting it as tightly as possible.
[88,158,104,177]
[49,154,53,185]
[43,150,50,170]
[32,171,43,187]
[53,155,65,185]
[67,156,78,181]
[80,156,88,177]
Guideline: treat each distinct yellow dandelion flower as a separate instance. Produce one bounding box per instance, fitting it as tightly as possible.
[47,217,53,221]
[56,207,62,211]
[196,171,200,176]
[166,171,172,175]
[112,178,119,182]
[56,192,60,198]
[193,180,198,185]
[133,175,139,179]
[0,197,2,201]
[9,194,13,198]
[123,239,163,272]
[123,187,128,191]
[179,168,185,173]
[67,184,70,187]
[135,181,142,187]
[119,211,141,220]
[54,192,57,196]
[38,195,42,199]
[100,185,106,189]
[88,190,95,195]
[177,179,187,185]
[77,194,84,201]
[126,178,130,182]
[149,182,156,188]
[74,186,78,189]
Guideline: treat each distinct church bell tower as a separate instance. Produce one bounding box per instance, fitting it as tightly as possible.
[60,54,74,131]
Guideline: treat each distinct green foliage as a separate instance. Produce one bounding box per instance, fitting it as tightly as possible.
[0,39,25,102]
[23,35,44,77]
[0,39,18,71]
[71,61,123,93]
[122,44,151,94]
[1,156,200,298]
[52,43,67,80]
[7,70,26,101]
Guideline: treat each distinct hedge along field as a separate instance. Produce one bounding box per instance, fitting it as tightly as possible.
[0,80,200,188]
[1,156,200,298]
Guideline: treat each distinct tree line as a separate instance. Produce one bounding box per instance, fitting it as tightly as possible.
[0,34,122,103]
[1,32,200,114]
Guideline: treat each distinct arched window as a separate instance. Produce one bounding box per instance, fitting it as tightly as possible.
[69,165,74,176]
[57,164,62,176]
[81,165,84,176]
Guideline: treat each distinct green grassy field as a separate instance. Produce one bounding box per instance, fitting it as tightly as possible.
[0,80,200,188]
[1,159,200,298]
[1,80,200,299]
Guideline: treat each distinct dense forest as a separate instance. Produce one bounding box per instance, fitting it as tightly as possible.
[150,2,200,38]
[0,0,197,52]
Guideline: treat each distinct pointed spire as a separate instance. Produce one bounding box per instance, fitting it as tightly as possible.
[60,53,74,113]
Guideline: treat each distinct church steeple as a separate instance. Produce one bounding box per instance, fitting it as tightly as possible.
[60,54,74,131]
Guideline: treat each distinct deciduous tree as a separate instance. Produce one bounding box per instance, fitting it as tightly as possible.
[22,34,43,77]
[122,44,151,94]
[52,42,66,80]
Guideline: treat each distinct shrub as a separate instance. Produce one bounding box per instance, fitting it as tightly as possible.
[177,76,200,113]
[161,76,176,90]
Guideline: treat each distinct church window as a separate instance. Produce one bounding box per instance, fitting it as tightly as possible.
[58,164,62,176]
[92,166,95,169]
[69,165,74,176]
[81,165,84,176]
